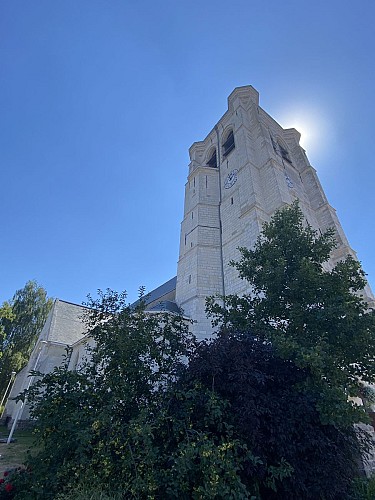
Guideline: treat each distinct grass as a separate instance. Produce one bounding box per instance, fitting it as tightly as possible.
[0,425,35,474]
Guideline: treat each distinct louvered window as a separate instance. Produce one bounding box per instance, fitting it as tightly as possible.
[207,150,217,168]
[222,131,235,157]
[279,143,292,163]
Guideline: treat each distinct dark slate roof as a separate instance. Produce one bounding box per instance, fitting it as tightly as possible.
[133,276,177,307]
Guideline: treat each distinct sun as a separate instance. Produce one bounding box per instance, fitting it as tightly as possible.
[282,113,318,152]
[276,104,330,158]
[286,120,312,150]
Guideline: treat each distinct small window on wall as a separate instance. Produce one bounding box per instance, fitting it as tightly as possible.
[274,140,292,163]
[207,149,217,168]
[271,135,292,164]
[278,141,292,163]
[222,130,235,157]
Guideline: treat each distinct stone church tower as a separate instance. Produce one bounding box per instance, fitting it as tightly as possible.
[175,85,373,340]
[3,86,374,442]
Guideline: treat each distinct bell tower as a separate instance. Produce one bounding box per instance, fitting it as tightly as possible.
[176,86,373,340]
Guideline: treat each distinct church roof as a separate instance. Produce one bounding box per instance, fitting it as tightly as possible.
[42,299,87,345]
[132,276,177,309]
[143,276,177,305]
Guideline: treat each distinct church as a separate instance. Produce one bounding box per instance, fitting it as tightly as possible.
[4,86,374,439]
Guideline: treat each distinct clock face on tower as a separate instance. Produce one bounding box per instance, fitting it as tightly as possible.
[224,169,238,189]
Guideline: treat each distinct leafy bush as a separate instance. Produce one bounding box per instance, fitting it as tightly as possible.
[12,291,261,498]
[55,486,124,500]
[351,474,375,500]
[182,333,362,499]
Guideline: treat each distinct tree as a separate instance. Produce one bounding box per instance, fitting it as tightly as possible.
[12,290,284,499]
[11,290,197,498]
[0,281,53,398]
[0,302,14,350]
[207,201,375,427]
[7,203,375,498]
[181,333,361,499]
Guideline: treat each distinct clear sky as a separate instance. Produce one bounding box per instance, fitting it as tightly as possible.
[1,0,374,305]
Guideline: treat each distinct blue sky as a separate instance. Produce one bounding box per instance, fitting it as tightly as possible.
[1,0,374,305]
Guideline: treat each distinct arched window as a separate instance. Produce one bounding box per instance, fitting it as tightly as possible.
[222,130,235,157]
[206,149,217,168]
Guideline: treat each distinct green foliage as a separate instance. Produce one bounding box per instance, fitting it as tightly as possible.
[112,383,270,499]
[14,289,190,497]
[8,203,375,498]
[0,281,53,398]
[55,488,123,500]
[207,201,375,427]
[351,474,375,500]
[183,333,361,499]
[0,302,14,344]
[14,289,293,499]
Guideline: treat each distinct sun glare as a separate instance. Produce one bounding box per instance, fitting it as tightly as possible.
[276,105,331,158]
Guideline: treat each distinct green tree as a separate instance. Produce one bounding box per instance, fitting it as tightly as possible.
[12,291,272,499]
[206,201,375,426]
[12,290,196,498]
[8,203,375,498]
[181,333,361,499]
[0,302,14,348]
[0,281,53,398]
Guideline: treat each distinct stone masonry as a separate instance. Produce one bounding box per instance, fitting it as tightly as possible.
[175,85,374,340]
